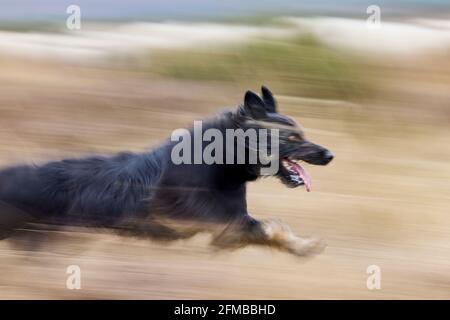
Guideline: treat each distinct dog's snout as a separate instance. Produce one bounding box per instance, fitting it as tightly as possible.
[323,150,334,164]
[295,142,334,166]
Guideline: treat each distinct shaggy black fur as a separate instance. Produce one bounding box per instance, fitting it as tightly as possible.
[0,87,333,255]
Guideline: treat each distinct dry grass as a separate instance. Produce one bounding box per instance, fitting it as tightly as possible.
[0,55,449,299]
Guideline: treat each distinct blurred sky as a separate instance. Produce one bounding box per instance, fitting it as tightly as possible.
[1,0,450,21]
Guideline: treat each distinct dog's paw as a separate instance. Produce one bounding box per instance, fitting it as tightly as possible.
[262,219,326,257]
[287,236,327,257]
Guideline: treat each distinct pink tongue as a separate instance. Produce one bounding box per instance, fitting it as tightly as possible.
[291,161,312,192]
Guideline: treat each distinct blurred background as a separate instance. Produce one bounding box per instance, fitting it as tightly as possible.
[0,0,449,299]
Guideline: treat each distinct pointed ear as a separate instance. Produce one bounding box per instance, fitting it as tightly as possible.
[261,85,277,113]
[243,90,267,119]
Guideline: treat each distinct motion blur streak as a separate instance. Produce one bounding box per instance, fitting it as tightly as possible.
[0,2,449,299]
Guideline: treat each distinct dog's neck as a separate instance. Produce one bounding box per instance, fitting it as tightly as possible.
[157,109,261,190]
[205,110,261,186]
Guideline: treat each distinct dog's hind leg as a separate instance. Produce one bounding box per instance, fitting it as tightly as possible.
[115,218,202,242]
[211,215,326,257]
[0,202,32,240]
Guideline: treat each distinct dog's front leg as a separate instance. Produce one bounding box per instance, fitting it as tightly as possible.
[257,219,326,256]
[211,215,325,257]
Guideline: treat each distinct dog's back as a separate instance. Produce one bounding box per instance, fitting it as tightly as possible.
[0,146,168,228]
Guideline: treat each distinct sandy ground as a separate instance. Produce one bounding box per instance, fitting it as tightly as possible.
[0,57,449,299]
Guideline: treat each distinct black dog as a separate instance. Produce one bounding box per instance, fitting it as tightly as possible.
[0,86,333,256]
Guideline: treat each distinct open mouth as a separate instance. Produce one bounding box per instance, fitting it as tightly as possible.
[281,158,312,192]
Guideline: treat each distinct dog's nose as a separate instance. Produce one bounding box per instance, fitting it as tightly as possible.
[323,150,334,163]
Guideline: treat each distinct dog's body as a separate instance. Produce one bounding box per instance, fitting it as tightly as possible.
[0,87,333,256]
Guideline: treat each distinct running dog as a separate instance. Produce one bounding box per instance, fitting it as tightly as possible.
[0,86,333,256]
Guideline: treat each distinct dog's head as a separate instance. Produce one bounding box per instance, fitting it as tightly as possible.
[236,86,334,191]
